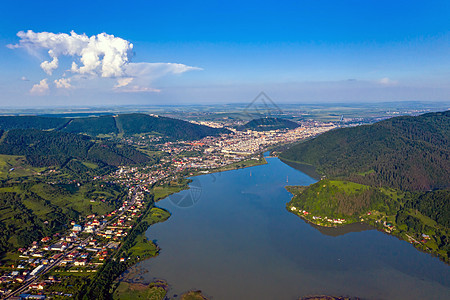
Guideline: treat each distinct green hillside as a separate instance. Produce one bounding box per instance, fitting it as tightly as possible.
[0,128,144,257]
[281,111,449,191]
[0,113,229,140]
[0,180,127,254]
[238,117,300,131]
[0,129,152,169]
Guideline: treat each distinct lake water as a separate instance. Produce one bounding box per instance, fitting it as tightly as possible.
[135,157,450,299]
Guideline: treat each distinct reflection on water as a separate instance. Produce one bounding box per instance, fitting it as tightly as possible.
[306,221,374,237]
[133,157,449,300]
[279,158,321,180]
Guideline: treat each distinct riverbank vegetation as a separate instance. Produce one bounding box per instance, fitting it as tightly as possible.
[113,280,168,300]
[112,281,209,300]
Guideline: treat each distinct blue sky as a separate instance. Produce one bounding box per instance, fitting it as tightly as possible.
[0,0,449,106]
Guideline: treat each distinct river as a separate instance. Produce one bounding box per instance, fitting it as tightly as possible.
[133,156,449,299]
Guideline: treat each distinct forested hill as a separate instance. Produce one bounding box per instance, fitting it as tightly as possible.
[0,113,229,140]
[0,129,152,168]
[238,117,300,131]
[0,115,69,131]
[280,111,449,191]
[114,114,230,140]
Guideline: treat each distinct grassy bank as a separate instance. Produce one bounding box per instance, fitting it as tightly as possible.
[113,280,209,300]
[152,178,191,201]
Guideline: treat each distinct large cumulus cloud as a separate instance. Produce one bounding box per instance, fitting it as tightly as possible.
[7,30,201,94]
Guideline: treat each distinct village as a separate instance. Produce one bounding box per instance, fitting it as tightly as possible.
[0,187,146,299]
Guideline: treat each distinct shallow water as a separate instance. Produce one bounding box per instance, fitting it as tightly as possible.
[135,157,450,299]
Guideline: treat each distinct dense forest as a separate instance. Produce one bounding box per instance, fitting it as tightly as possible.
[238,117,300,131]
[0,116,69,131]
[0,129,153,168]
[62,115,119,135]
[0,113,229,140]
[280,111,449,191]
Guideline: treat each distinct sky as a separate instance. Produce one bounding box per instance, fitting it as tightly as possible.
[0,0,449,106]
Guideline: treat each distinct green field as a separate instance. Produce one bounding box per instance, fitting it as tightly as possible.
[152,179,191,201]
[113,281,168,300]
[0,154,45,179]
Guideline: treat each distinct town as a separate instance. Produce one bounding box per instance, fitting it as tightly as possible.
[0,121,336,299]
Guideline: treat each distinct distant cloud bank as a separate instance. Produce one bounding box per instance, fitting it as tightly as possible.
[7,30,201,95]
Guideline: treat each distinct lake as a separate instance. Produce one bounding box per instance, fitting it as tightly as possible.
[134,156,450,299]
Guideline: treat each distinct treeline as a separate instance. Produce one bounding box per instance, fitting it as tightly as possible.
[0,113,229,140]
[281,111,450,191]
[0,116,69,131]
[0,129,153,169]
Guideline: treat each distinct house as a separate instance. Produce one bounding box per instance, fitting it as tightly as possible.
[49,243,66,252]
[41,237,51,243]
[72,224,83,232]
[74,259,87,266]
[37,282,47,290]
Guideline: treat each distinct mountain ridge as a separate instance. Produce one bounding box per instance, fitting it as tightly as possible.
[0,113,229,140]
[280,111,450,191]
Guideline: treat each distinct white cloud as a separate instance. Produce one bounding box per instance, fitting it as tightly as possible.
[117,85,161,93]
[54,78,72,89]
[30,79,49,95]
[125,62,202,80]
[9,30,133,78]
[20,76,29,81]
[40,54,59,75]
[111,62,201,93]
[379,77,398,85]
[114,77,134,88]
[8,30,202,94]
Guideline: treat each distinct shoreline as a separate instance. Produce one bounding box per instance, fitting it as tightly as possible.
[285,188,449,264]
